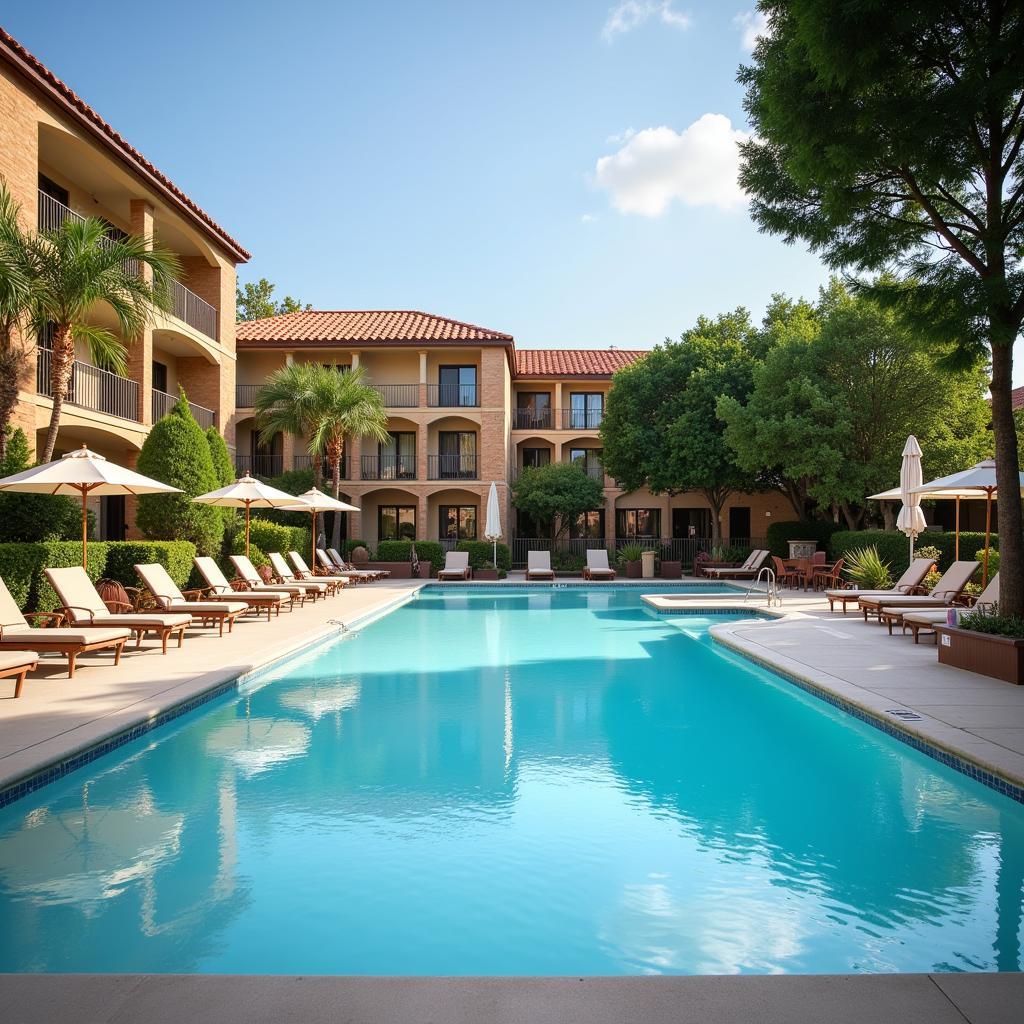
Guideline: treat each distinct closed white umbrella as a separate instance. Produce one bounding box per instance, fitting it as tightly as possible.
[0,444,180,568]
[280,487,360,570]
[484,481,502,567]
[897,436,927,563]
[194,474,299,558]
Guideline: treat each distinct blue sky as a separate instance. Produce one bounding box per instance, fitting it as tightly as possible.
[4,0,1017,381]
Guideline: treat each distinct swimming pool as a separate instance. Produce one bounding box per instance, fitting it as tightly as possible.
[0,586,1021,974]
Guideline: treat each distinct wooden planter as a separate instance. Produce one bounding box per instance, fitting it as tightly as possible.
[625,560,642,579]
[936,625,1024,685]
[474,569,499,581]
[660,561,682,579]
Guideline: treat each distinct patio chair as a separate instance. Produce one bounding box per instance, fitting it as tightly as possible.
[0,649,39,698]
[899,574,1000,644]
[824,557,935,613]
[316,549,364,582]
[770,556,802,589]
[0,575,130,678]
[194,557,289,618]
[704,550,770,579]
[526,551,556,581]
[437,551,471,581]
[859,560,980,624]
[582,549,616,581]
[811,557,845,591]
[230,555,308,604]
[267,552,332,599]
[135,563,249,637]
[288,551,345,594]
[326,548,387,581]
[46,566,192,654]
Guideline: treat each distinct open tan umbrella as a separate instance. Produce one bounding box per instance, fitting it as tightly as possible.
[280,488,360,570]
[0,445,179,568]
[194,474,299,557]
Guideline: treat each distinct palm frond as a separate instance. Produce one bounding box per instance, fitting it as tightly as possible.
[71,322,128,375]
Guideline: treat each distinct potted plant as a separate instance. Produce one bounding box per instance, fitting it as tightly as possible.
[475,560,499,581]
[660,545,682,579]
[618,542,644,579]
[937,603,1024,685]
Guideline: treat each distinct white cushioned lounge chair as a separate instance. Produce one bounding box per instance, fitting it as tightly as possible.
[229,555,308,604]
[437,551,471,581]
[267,552,331,599]
[824,557,935,613]
[526,551,556,581]
[0,648,39,698]
[288,551,346,594]
[135,563,248,636]
[582,550,616,580]
[703,550,770,579]
[891,572,999,642]
[859,560,980,624]
[194,557,288,617]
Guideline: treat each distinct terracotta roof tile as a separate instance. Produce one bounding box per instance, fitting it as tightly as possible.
[1012,386,1024,411]
[515,348,648,377]
[0,26,249,262]
[236,310,514,345]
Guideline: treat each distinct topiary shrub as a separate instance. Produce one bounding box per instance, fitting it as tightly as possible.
[103,541,197,591]
[766,519,839,557]
[411,541,444,575]
[341,539,368,557]
[456,540,512,573]
[374,540,414,561]
[0,541,109,613]
[247,517,293,556]
[136,391,224,556]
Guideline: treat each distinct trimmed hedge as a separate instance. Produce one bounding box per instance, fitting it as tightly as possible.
[103,541,196,591]
[457,540,512,573]
[248,518,293,557]
[374,540,415,562]
[372,539,444,575]
[829,530,997,577]
[766,520,840,557]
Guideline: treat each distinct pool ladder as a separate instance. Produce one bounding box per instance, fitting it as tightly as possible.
[743,567,781,608]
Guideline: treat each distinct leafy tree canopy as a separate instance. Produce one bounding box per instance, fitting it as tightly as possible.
[0,427,81,542]
[511,462,604,539]
[236,278,311,321]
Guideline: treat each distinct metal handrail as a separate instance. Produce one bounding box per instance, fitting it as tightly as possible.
[152,388,216,429]
[369,383,419,407]
[36,347,140,422]
[743,566,781,607]
[170,280,218,341]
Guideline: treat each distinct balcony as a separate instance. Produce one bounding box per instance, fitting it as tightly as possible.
[512,407,554,430]
[427,384,479,408]
[559,407,604,430]
[565,460,605,481]
[38,190,139,276]
[235,384,262,408]
[293,454,349,479]
[152,389,216,429]
[370,383,419,408]
[361,454,417,481]
[36,347,139,422]
[236,454,283,478]
[428,454,478,480]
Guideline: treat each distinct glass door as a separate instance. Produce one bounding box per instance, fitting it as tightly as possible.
[569,393,603,429]
[439,366,478,407]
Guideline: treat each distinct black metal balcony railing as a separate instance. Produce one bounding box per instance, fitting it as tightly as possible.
[428,454,479,479]
[559,407,604,430]
[38,190,140,277]
[427,384,479,407]
[235,384,262,407]
[36,347,140,422]
[235,454,284,478]
[361,454,417,481]
[513,407,554,430]
[293,454,349,479]
[370,383,420,407]
[151,388,216,430]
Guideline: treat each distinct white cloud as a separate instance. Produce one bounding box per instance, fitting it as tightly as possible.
[733,9,768,51]
[593,114,750,216]
[580,213,599,224]
[602,2,691,42]
[606,127,637,146]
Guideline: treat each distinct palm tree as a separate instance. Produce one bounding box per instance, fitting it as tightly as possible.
[0,183,36,461]
[25,217,180,463]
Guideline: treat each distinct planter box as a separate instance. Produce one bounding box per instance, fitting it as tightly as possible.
[474,569,499,580]
[660,561,682,579]
[417,561,432,579]
[366,561,412,579]
[936,625,1024,685]
[625,560,642,579]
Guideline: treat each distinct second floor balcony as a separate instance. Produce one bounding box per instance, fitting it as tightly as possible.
[427,383,479,407]
[511,407,604,430]
[428,454,478,479]
[293,454,350,479]
[235,453,283,478]
[369,383,419,407]
[236,384,261,408]
[361,454,417,481]
[152,388,216,430]
[36,347,139,423]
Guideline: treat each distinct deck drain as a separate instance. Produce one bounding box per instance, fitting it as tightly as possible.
[885,709,922,721]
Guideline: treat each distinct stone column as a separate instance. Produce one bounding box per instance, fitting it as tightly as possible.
[128,199,155,426]
[418,350,428,408]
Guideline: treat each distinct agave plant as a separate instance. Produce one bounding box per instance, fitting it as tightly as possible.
[845,546,892,590]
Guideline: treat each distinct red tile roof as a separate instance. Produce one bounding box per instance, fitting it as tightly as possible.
[515,348,648,377]
[1012,386,1024,411]
[236,310,514,346]
[0,26,249,262]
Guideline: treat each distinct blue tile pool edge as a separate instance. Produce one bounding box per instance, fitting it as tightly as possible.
[712,630,1024,805]
[0,589,419,810]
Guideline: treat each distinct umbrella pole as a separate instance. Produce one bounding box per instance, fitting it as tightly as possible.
[955,497,960,560]
[245,502,251,558]
[311,511,317,572]
[81,488,88,570]
[983,489,993,588]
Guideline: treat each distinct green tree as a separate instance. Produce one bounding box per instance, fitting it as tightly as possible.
[136,391,224,555]
[719,282,992,526]
[236,278,311,321]
[739,1,1024,611]
[206,425,235,488]
[511,461,605,540]
[600,310,763,546]
[0,426,81,541]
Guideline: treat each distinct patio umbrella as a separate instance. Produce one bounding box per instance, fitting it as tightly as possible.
[194,475,298,557]
[896,436,927,563]
[0,445,179,569]
[913,459,1024,586]
[867,484,985,560]
[484,481,502,567]
[280,488,360,571]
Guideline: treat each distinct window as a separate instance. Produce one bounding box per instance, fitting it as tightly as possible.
[516,392,552,428]
[439,505,477,540]
[568,392,603,429]
[568,447,603,480]
[438,365,478,406]
[728,506,751,539]
[672,508,710,539]
[437,431,477,478]
[569,510,605,539]
[521,447,551,470]
[152,361,168,394]
[379,432,416,479]
[378,505,416,541]
[616,508,661,538]
[38,173,69,207]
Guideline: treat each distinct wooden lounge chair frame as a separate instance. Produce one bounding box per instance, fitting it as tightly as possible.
[135,564,247,637]
[0,651,38,697]
[194,557,288,618]
[287,552,344,594]
[582,550,616,581]
[0,613,126,679]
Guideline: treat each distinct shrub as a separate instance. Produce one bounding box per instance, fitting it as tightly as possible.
[375,540,414,561]
[977,547,999,577]
[765,520,839,557]
[710,545,749,563]
[251,468,316,528]
[618,542,645,564]
[457,540,512,573]
[959,604,1024,640]
[0,541,109,613]
[830,530,996,577]
[228,531,269,569]
[844,546,892,590]
[287,525,311,557]
[103,541,196,591]
[340,539,368,557]
[247,518,293,557]
[0,428,84,542]
[410,541,444,575]
[206,426,235,487]
[136,392,224,556]
[552,550,585,573]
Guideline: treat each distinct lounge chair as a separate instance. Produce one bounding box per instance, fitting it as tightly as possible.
[316,549,363,582]
[46,566,191,654]
[135,563,249,636]
[582,549,616,581]
[859,560,980,623]
[704,550,770,579]
[437,551,471,581]
[267,552,332,599]
[0,649,39,698]
[771,555,803,589]
[287,551,345,594]
[824,557,935,613]
[0,576,129,678]
[194,557,288,618]
[230,555,308,604]
[899,574,1000,644]
[326,549,386,581]
[526,551,555,581]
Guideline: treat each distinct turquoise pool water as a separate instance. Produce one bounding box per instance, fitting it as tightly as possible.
[0,586,1022,974]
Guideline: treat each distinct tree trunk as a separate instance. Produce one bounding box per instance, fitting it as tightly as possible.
[0,340,27,463]
[881,501,896,531]
[840,500,861,531]
[704,487,730,548]
[40,323,74,464]
[329,437,343,551]
[990,337,1023,615]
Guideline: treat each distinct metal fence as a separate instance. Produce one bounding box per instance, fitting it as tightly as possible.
[36,347,140,422]
[361,454,417,480]
[370,383,419,407]
[427,454,478,480]
[508,536,768,569]
[235,384,262,408]
[293,454,349,478]
[170,280,218,341]
[426,384,479,407]
[236,454,284,478]
[151,388,216,429]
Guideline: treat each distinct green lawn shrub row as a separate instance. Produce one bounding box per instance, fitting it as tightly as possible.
[829,530,996,577]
